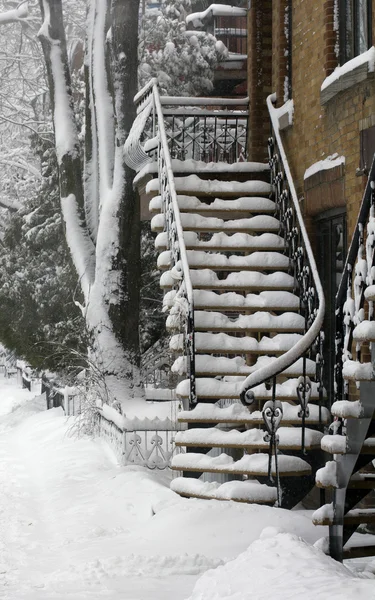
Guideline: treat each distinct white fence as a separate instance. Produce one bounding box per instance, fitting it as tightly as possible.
[97,409,185,470]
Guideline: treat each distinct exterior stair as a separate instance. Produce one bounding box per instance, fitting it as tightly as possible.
[125,82,326,510]
[313,158,375,561]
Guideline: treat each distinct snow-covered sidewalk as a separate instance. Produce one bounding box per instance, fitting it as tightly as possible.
[0,377,374,599]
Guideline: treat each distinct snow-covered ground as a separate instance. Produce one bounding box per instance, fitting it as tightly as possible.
[0,377,375,599]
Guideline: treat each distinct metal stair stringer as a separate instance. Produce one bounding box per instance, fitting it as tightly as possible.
[329,381,374,561]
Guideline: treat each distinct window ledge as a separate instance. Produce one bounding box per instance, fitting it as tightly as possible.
[321,47,375,105]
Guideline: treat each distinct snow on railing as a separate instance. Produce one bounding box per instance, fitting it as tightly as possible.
[334,153,375,404]
[241,94,326,443]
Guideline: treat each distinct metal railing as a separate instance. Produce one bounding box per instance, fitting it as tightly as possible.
[335,154,375,403]
[240,94,326,449]
[126,81,249,408]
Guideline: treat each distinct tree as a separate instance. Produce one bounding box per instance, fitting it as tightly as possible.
[0,134,87,370]
[139,0,227,96]
[37,0,142,403]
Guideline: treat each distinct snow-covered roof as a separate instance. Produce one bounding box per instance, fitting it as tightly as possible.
[187,4,247,28]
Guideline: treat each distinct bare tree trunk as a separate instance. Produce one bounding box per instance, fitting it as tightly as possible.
[111,0,141,375]
[38,0,143,403]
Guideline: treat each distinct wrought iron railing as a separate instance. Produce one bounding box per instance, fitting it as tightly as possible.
[126,81,249,408]
[160,95,248,163]
[240,94,326,454]
[335,154,375,403]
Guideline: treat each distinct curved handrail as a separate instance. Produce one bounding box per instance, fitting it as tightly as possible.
[241,94,325,397]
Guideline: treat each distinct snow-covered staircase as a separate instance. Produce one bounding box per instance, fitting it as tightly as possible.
[313,158,375,561]
[125,82,326,509]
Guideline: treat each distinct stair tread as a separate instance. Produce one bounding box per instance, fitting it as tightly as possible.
[331,400,364,419]
[170,477,277,504]
[149,194,276,215]
[146,174,272,197]
[314,504,375,525]
[155,231,285,252]
[174,427,323,450]
[161,269,294,292]
[172,354,316,378]
[151,212,280,234]
[167,310,305,333]
[135,159,270,183]
[342,360,373,381]
[321,434,375,454]
[171,452,312,476]
[353,320,375,342]
[157,250,290,272]
[176,377,324,401]
[170,332,303,355]
[178,401,330,425]
[164,290,299,314]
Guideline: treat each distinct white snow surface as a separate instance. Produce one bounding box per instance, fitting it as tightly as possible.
[187,529,375,600]
[0,377,372,599]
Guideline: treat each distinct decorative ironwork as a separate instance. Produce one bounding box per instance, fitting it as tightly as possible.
[97,411,184,470]
[124,429,184,470]
[240,96,325,442]
[163,111,248,163]
[262,388,283,506]
[296,375,312,453]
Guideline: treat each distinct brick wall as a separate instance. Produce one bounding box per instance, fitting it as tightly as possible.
[247,0,272,162]
[277,0,375,240]
[247,1,375,239]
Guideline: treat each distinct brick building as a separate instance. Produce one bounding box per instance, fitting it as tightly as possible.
[247,0,375,396]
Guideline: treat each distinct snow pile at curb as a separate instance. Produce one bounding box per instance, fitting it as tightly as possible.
[187,528,375,600]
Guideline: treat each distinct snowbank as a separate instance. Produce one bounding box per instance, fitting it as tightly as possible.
[187,528,375,600]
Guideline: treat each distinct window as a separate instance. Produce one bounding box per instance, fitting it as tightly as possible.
[339,0,372,64]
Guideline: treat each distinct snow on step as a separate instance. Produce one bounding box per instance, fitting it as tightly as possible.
[151,213,280,233]
[172,354,316,377]
[176,377,323,401]
[178,401,330,425]
[164,290,299,313]
[364,284,375,301]
[170,332,303,355]
[342,360,373,380]
[161,269,294,291]
[157,250,289,271]
[363,437,375,450]
[171,452,311,476]
[149,194,276,214]
[155,231,285,252]
[170,477,277,504]
[331,400,363,418]
[316,461,338,489]
[135,159,269,184]
[146,174,272,197]
[353,320,375,342]
[313,505,375,526]
[180,310,304,332]
[321,434,347,454]
[312,503,333,525]
[174,427,322,450]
